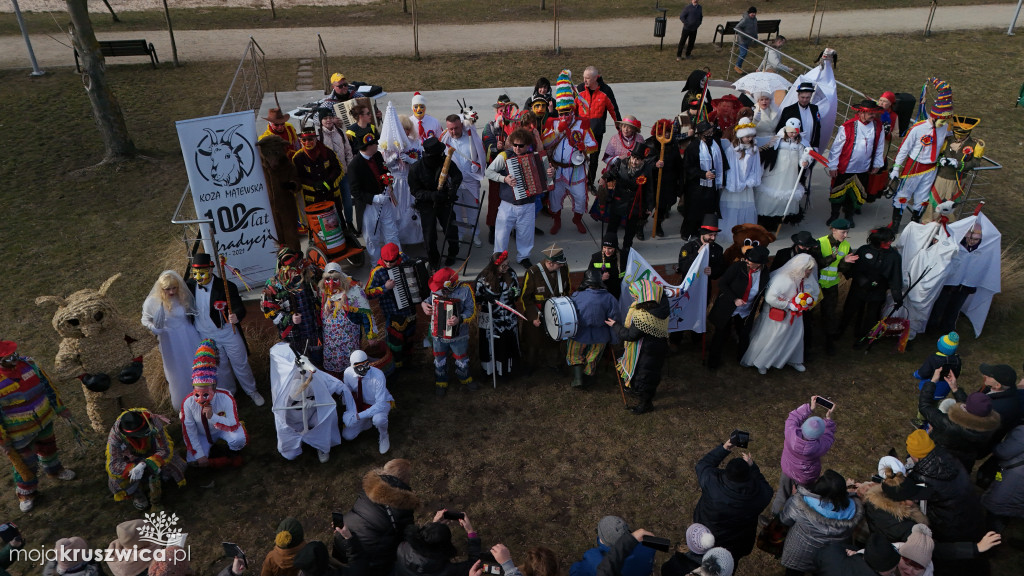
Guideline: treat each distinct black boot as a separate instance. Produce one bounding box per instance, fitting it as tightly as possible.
[911,209,924,224]
[890,207,903,230]
[488,226,495,244]
[826,204,841,227]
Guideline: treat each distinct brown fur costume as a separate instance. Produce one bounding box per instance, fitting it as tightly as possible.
[35,274,164,433]
[723,223,777,264]
[258,134,303,253]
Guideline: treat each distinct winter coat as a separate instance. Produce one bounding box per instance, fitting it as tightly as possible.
[409,156,463,213]
[906,446,986,543]
[262,541,308,576]
[779,486,863,572]
[919,380,1000,472]
[613,296,670,382]
[336,468,420,575]
[985,386,1022,447]
[861,483,928,543]
[583,533,655,576]
[392,534,480,576]
[982,424,1024,518]
[812,543,883,576]
[692,445,773,560]
[571,287,621,345]
[780,403,837,485]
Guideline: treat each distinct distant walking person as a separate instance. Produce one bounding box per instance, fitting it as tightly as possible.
[676,0,703,61]
[734,7,758,73]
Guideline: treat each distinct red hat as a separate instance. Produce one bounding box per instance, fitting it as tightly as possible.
[879,91,896,104]
[429,268,459,292]
[380,243,400,262]
[0,341,16,357]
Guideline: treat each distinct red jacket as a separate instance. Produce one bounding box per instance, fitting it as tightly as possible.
[576,87,618,126]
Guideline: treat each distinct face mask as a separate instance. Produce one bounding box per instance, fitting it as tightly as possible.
[354,363,371,376]
[192,269,212,285]
[324,278,340,292]
[412,105,426,119]
[193,387,214,406]
[301,137,317,151]
[532,103,547,116]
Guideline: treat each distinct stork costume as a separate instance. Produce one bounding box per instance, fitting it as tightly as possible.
[410,92,443,142]
[180,339,247,466]
[379,101,423,245]
[440,117,487,246]
[543,70,598,235]
[340,350,394,454]
[185,253,261,404]
[889,78,953,227]
[269,342,342,462]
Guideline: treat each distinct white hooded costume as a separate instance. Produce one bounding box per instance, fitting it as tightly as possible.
[269,343,342,460]
[379,101,424,246]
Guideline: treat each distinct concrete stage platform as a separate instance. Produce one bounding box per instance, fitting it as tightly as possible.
[261,82,891,280]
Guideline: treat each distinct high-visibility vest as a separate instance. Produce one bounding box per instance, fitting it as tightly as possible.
[818,236,851,288]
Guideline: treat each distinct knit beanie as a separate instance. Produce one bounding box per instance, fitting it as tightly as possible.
[724,458,751,483]
[191,338,219,387]
[275,517,304,549]
[700,547,735,576]
[936,332,959,355]
[801,416,827,440]
[906,430,935,460]
[554,70,576,113]
[597,516,629,546]
[411,92,426,107]
[963,392,993,417]
[863,532,900,572]
[685,523,715,555]
[899,524,934,567]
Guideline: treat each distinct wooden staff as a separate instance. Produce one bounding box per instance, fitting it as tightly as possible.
[218,254,236,334]
[437,146,455,191]
[652,122,674,238]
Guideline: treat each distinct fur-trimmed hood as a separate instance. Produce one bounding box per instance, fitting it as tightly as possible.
[862,484,928,523]
[364,468,421,510]
[787,486,863,532]
[947,403,1001,432]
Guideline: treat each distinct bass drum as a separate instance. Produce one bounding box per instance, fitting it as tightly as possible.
[542,296,579,341]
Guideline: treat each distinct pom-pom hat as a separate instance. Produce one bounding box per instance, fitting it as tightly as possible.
[411,92,426,107]
[554,69,576,113]
[191,338,219,387]
[937,332,959,355]
[801,416,827,440]
[685,523,715,555]
[928,77,953,118]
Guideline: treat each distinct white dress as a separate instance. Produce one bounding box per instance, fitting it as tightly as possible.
[720,141,762,243]
[141,297,201,409]
[753,105,780,148]
[741,271,819,371]
[756,139,804,217]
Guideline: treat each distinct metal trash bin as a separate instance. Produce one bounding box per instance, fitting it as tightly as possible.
[654,16,667,38]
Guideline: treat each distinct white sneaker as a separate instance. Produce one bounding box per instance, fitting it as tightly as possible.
[789,363,806,372]
[757,367,767,375]
[249,391,265,407]
[378,432,391,455]
[317,450,330,463]
[473,237,482,247]
[57,468,76,481]
[19,499,34,512]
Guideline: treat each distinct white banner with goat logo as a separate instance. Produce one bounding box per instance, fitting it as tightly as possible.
[176,110,277,288]
[618,247,708,333]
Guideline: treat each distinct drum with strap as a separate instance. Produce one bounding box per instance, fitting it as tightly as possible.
[543,296,579,341]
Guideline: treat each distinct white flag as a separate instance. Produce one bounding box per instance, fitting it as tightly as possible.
[619,247,709,333]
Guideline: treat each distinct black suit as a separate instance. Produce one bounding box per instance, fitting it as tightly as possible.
[775,102,822,149]
[706,261,768,368]
[681,137,729,239]
[347,151,389,234]
[408,156,463,267]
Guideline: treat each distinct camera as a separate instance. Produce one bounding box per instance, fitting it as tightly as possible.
[442,510,465,521]
[641,535,671,552]
[730,429,750,449]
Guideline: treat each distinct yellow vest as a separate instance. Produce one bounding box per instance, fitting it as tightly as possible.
[818,235,850,288]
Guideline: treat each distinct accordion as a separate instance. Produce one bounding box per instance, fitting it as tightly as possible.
[333,97,377,133]
[507,152,552,201]
[430,297,459,339]
[387,259,429,310]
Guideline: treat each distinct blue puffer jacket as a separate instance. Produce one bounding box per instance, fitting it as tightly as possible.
[570,537,654,576]
[571,288,621,345]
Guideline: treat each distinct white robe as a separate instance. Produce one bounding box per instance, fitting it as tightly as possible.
[893,221,962,337]
[779,58,838,152]
[269,343,342,460]
[742,271,820,371]
[720,141,762,243]
[141,298,201,409]
[180,390,247,462]
[756,138,806,217]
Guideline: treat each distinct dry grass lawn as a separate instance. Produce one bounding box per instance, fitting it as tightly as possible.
[0,28,1021,576]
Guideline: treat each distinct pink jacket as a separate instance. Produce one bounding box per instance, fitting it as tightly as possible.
[780,403,836,485]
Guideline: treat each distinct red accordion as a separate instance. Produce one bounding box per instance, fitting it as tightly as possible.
[430,297,458,339]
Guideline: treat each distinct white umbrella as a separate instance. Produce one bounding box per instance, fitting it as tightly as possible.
[732,72,791,96]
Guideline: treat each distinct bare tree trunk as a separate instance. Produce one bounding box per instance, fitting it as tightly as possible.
[66,0,137,162]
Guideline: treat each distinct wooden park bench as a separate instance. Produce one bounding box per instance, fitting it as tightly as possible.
[712,19,782,47]
[75,39,159,72]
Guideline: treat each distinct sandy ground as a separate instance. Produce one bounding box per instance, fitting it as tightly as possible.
[1,0,375,13]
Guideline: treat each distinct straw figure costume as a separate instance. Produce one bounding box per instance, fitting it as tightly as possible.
[185,253,263,406]
[179,339,247,468]
[36,273,162,433]
[421,268,477,396]
[0,341,79,512]
[105,408,187,511]
[257,134,303,253]
[889,78,953,229]
[543,69,599,235]
[609,280,670,415]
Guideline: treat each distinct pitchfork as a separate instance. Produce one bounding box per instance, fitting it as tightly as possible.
[651,122,675,238]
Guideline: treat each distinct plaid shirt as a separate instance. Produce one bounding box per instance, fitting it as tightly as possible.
[366,258,416,318]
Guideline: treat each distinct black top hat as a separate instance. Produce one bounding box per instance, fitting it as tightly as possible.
[796,82,816,93]
[191,253,214,268]
[745,245,770,264]
[630,143,649,159]
[700,214,721,233]
[791,230,816,248]
[422,137,445,157]
[359,132,378,151]
[696,121,715,133]
[492,94,512,108]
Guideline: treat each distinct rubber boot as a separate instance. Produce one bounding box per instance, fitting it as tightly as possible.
[550,211,561,235]
[827,204,841,227]
[572,212,586,234]
[889,207,903,230]
[571,365,584,388]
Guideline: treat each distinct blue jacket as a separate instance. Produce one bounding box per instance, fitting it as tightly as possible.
[571,288,620,345]
[570,538,655,576]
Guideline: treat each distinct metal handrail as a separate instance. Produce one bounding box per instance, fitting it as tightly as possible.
[318,33,329,95]
[218,36,269,116]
